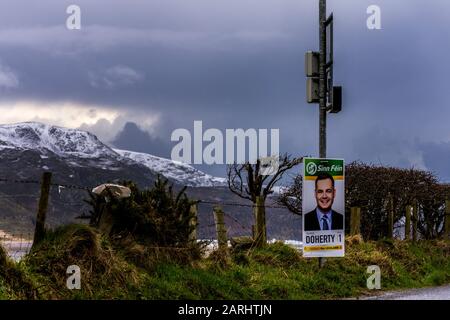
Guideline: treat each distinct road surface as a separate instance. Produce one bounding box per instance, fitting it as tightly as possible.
[359,285,450,300]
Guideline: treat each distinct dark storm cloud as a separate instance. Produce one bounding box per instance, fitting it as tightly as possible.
[418,142,450,182]
[112,122,171,158]
[0,0,314,112]
[0,0,450,180]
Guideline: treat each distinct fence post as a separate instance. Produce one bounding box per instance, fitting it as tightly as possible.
[350,207,361,236]
[387,195,394,239]
[405,205,412,241]
[213,206,227,252]
[253,196,266,248]
[445,200,450,240]
[33,172,52,247]
[188,203,198,243]
[412,199,418,242]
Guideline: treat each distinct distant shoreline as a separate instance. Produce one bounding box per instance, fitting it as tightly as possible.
[0,229,33,261]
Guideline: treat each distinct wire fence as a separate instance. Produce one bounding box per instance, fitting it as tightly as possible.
[0,174,302,259]
[0,174,418,260]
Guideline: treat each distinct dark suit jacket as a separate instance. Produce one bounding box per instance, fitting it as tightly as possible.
[304,209,344,231]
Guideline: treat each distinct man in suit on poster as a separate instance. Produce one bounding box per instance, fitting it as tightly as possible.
[304,173,344,231]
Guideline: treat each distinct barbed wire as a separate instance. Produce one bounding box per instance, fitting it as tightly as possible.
[197,217,251,233]
[0,176,293,210]
[50,183,90,191]
[198,223,217,229]
[0,194,38,198]
[0,175,429,236]
[198,199,286,209]
[0,178,40,185]
[0,176,91,191]
[223,212,252,232]
[61,202,87,206]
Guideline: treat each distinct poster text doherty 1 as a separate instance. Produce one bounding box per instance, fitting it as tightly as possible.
[302,158,345,258]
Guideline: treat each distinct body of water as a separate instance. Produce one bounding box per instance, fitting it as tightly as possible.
[0,230,33,262]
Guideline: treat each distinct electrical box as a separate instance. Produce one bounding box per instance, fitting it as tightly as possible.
[307,78,320,103]
[329,86,342,113]
[305,51,319,77]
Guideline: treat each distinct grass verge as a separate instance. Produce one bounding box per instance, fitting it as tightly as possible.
[0,225,449,299]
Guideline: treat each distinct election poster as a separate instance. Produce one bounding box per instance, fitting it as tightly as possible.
[302,158,345,257]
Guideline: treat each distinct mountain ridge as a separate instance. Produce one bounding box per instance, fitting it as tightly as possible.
[0,121,226,187]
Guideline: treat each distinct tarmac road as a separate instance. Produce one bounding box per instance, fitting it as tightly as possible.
[359,284,450,300]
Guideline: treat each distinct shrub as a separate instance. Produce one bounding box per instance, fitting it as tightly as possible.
[86,176,197,247]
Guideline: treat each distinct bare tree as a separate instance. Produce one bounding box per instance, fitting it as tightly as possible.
[277,174,303,215]
[227,154,302,247]
[227,154,302,201]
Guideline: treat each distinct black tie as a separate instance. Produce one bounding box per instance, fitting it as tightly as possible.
[322,216,329,230]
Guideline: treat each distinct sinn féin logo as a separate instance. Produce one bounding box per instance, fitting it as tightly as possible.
[306,162,317,175]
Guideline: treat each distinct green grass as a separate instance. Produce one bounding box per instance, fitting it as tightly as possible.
[0,225,449,299]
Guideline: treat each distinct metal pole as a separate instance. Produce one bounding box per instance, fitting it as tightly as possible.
[319,0,327,159]
[319,0,327,269]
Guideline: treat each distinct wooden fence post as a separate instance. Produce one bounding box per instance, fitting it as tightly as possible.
[213,206,227,252]
[350,207,361,236]
[405,205,412,241]
[33,172,52,247]
[253,196,266,248]
[412,199,418,242]
[188,203,198,243]
[387,195,394,239]
[445,200,450,240]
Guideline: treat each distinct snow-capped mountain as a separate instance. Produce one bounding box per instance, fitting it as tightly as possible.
[115,149,226,187]
[0,122,300,239]
[0,122,226,187]
[0,122,116,159]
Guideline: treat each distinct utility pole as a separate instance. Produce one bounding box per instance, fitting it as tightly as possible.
[319,0,327,159]
[307,0,341,158]
[305,0,342,269]
[318,0,327,269]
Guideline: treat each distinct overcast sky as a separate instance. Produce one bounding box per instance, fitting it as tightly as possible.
[0,0,449,181]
